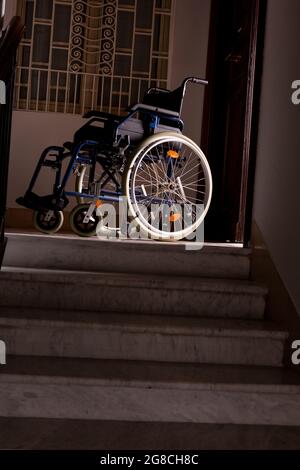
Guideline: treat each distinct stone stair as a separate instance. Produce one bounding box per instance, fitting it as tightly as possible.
[4,232,251,279]
[0,268,266,318]
[0,232,299,448]
[0,308,287,366]
[1,356,300,426]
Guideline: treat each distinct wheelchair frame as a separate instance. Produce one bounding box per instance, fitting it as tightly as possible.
[17,77,212,240]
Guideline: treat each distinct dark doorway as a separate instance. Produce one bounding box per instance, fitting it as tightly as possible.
[202,0,267,244]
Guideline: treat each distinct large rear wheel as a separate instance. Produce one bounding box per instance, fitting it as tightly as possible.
[124,132,212,241]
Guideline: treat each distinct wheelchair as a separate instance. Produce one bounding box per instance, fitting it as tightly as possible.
[17,77,213,241]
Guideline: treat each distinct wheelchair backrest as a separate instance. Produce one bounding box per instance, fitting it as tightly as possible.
[142,84,184,115]
[142,77,208,117]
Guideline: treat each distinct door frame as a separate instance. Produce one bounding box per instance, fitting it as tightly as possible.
[201,0,267,246]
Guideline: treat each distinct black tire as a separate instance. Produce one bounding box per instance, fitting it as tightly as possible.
[33,209,64,234]
[69,204,100,237]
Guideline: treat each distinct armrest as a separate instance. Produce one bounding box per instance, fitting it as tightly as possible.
[145,86,170,95]
[83,110,120,121]
[130,103,180,118]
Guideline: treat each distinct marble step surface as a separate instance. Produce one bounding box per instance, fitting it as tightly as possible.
[3,232,251,280]
[0,418,300,452]
[3,417,300,450]
[0,267,267,319]
[0,308,287,366]
[1,356,300,426]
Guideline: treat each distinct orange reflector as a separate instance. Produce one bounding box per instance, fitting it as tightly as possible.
[95,200,103,208]
[167,150,179,159]
[169,213,181,222]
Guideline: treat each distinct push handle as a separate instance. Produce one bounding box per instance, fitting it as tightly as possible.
[184,77,208,86]
[190,77,208,85]
[179,77,208,104]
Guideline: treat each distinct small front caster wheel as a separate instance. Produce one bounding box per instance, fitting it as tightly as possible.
[33,209,64,234]
[69,204,100,237]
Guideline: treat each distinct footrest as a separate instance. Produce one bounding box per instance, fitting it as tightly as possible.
[16,192,69,211]
[16,192,42,210]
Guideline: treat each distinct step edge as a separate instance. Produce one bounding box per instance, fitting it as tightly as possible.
[0,268,268,294]
[0,316,288,340]
[0,373,299,394]
[5,233,252,256]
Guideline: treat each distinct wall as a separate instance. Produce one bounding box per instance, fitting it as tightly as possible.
[253,0,300,314]
[3,0,17,28]
[7,0,211,208]
[8,112,83,209]
[170,0,211,145]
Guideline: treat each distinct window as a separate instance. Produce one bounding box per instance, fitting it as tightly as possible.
[14,0,173,114]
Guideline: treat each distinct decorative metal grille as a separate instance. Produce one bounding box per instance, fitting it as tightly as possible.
[69,0,117,75]
[14,0,173,115]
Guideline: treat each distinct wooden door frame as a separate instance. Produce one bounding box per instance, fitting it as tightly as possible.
[201,0,267,246]
[0,16,24,268]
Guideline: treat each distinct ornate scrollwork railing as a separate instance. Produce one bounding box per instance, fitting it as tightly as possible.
[70,0,117,75]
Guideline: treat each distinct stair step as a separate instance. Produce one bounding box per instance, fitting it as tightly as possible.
[0,308,286,366]
[1,356,300,426]
[2,417,300,450]
[3,232,251,279]
[0,267,267,319]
